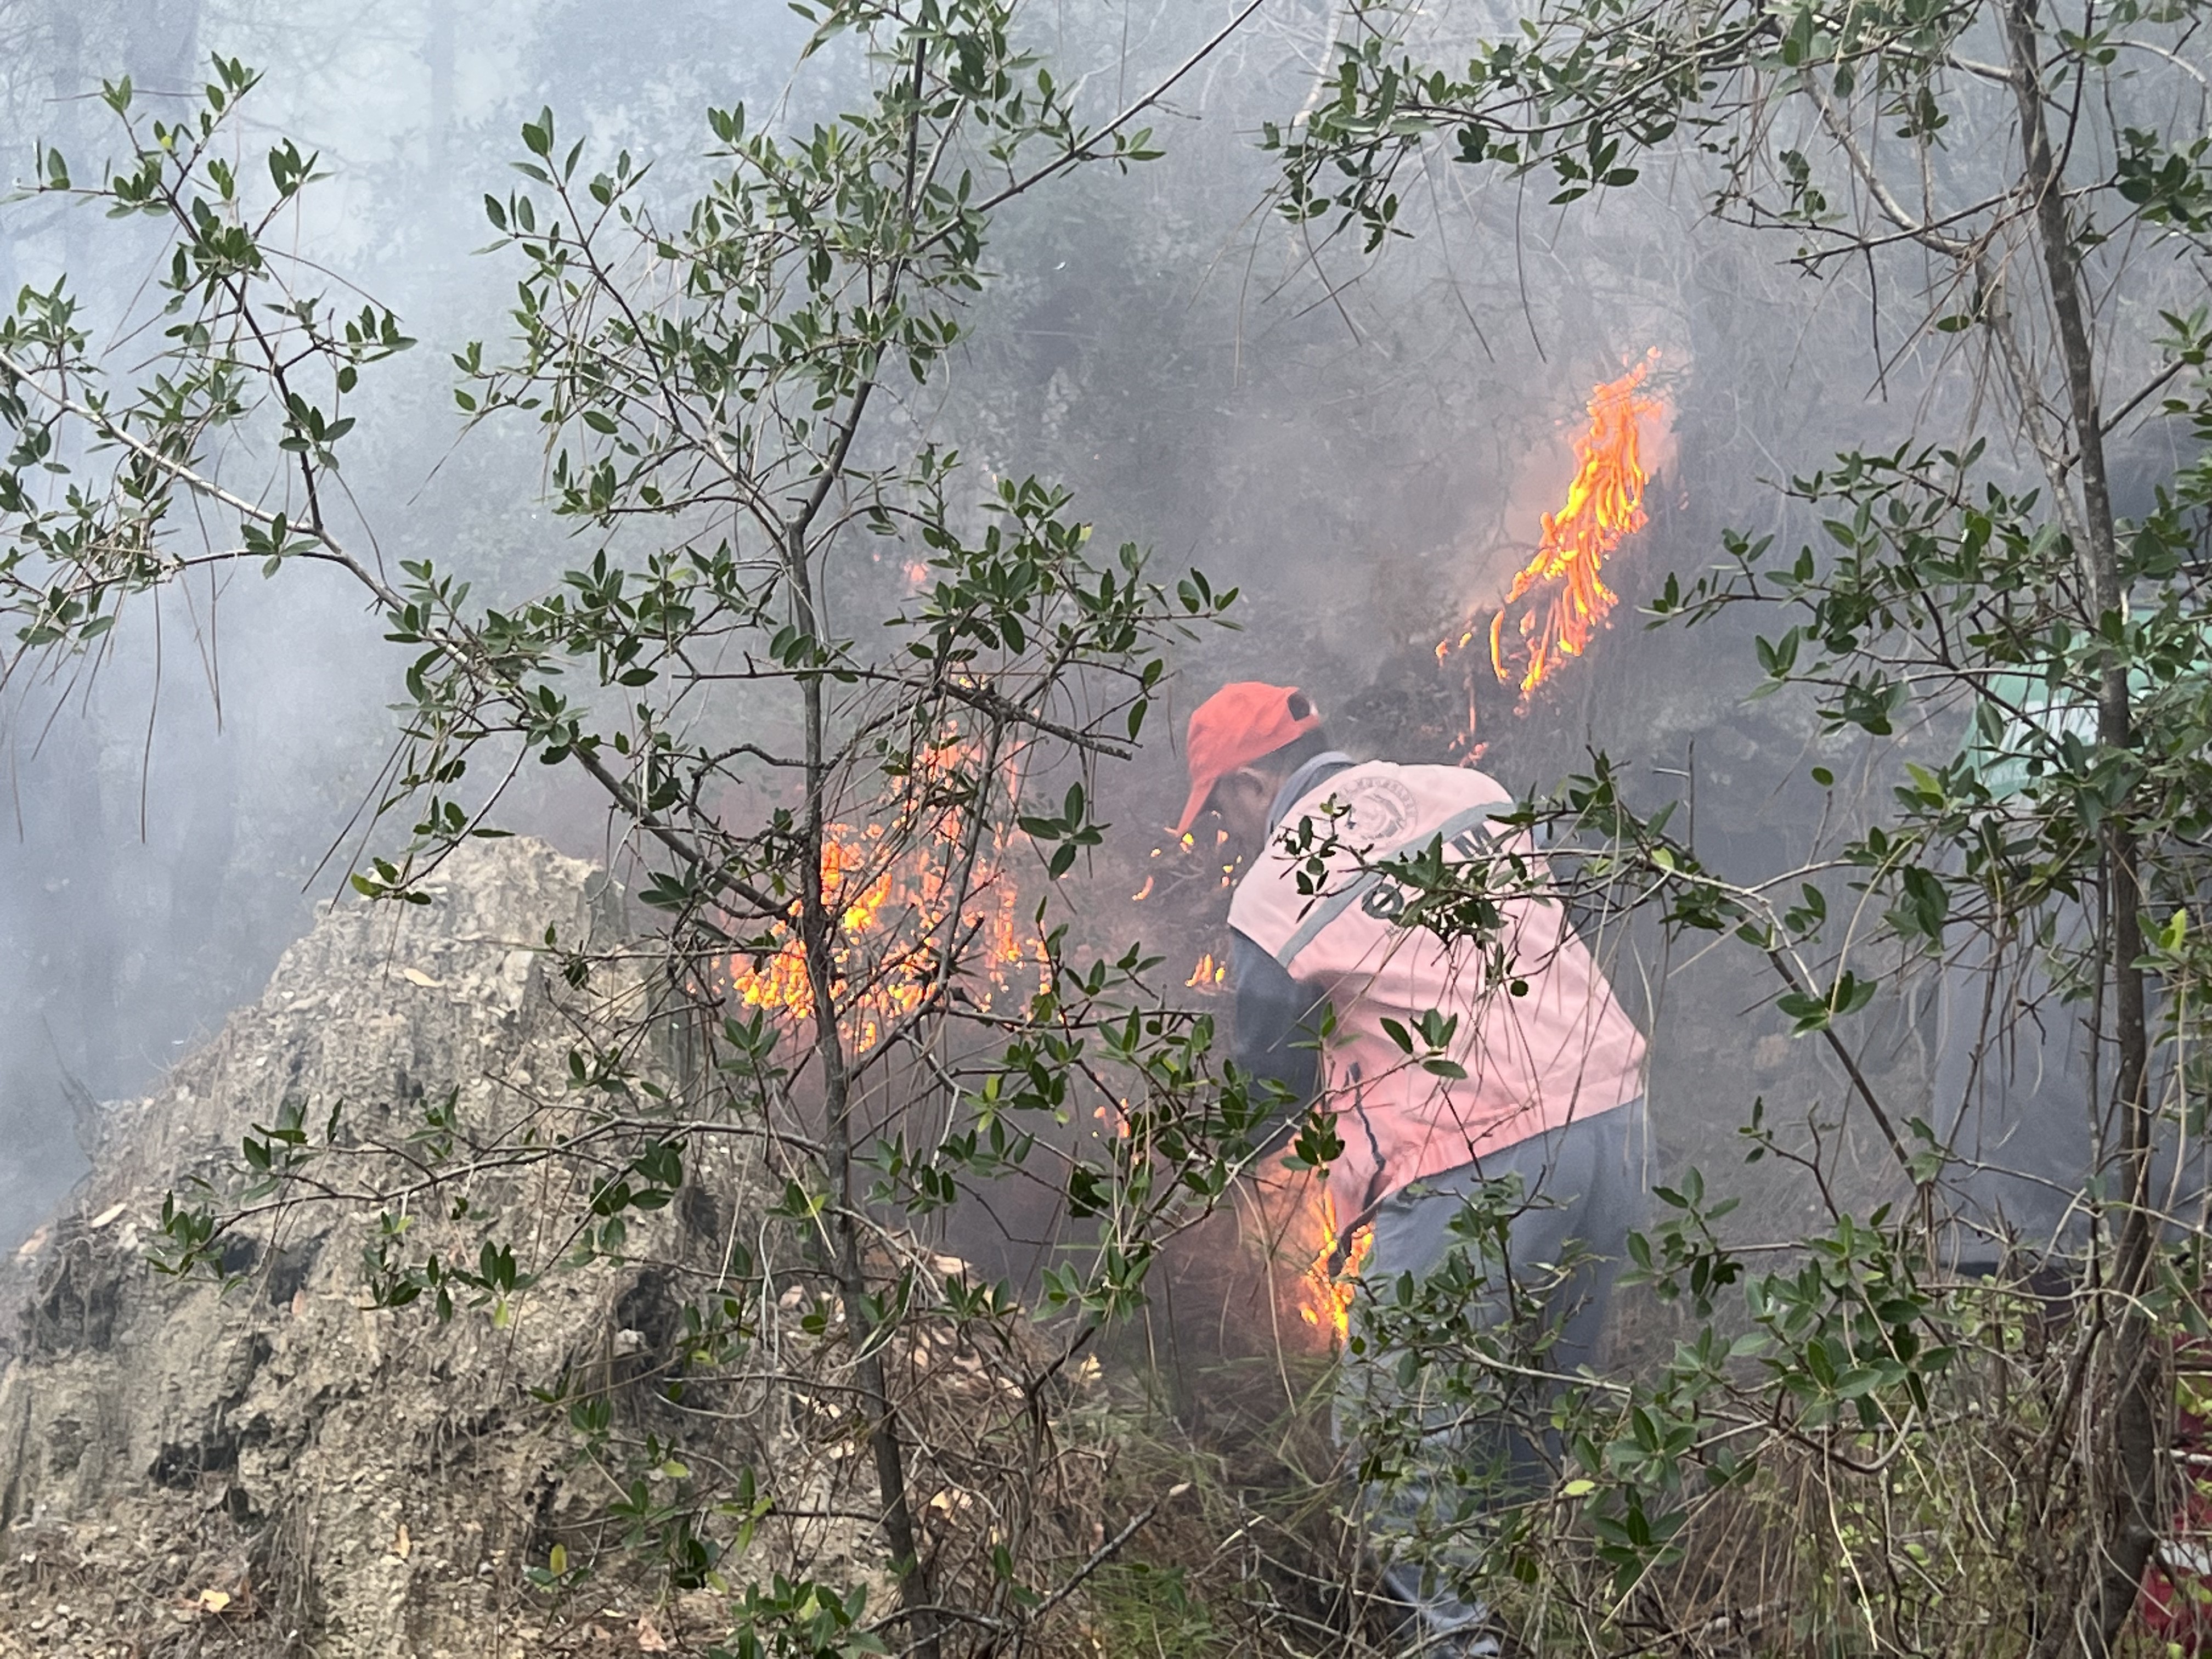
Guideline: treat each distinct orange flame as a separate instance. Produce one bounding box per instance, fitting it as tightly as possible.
[728,742,1043,1037]
[1299,1190,1372,1342]
[1460,351,1660,700]
[1186,951,1226,991]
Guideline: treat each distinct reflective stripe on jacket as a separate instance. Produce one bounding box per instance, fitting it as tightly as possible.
[1227,759,1648,1214]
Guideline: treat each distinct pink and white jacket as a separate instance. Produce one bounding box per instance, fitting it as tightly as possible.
[1228,758,1647,1215]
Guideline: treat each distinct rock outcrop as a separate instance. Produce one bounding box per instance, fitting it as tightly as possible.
[0,833,1112,1659]
[0,839,722,1656]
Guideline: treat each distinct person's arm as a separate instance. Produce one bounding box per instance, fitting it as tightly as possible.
[1229,928,1326,1133]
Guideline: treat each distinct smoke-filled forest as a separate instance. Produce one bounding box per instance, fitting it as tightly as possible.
[0,1,2206,1655]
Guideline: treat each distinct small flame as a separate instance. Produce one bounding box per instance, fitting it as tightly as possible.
[1186,952,1226,990]
[1488,351,1659,697]
[1299,1191,1372,1342]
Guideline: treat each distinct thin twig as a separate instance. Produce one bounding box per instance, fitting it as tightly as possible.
[1020,1482,1191,1628]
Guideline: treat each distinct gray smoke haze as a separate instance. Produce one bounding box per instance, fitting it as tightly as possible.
[0,0,2083,1249]
[0,0,825,1239]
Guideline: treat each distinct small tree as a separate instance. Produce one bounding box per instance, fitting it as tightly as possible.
[0,4,1301,1652]
[1264,1,2212,1652]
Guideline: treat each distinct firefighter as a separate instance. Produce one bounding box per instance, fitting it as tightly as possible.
[1175,681,1650,1655]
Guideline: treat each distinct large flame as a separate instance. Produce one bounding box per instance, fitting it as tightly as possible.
[1443,352,1660,702]
[729,742,1042,1045]
[1491,351,1658,695]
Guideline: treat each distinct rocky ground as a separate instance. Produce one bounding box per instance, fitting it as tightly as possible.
[0,836,1110,1658]
[0,839,703,1656]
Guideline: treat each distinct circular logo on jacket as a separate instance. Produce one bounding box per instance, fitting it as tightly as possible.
[1336,773,1415,844]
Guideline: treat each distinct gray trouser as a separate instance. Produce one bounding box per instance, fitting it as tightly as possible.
[1344,1099,1651,1647]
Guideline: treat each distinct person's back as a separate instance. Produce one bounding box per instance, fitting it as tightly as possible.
[1228,758,1646,1218]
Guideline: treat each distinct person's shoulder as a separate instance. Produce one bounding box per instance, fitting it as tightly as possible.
[1351,760,1513,812]
[1382,760,1510,795]
[1278,760,1493,848]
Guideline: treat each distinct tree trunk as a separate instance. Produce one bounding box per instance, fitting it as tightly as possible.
[789,520,941,1659]
[1999,1,2163,1652]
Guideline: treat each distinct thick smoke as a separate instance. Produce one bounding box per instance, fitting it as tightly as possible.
[0,0,1969,1259]
[0,0,816,1240]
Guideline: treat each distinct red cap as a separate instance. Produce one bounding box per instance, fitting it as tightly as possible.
[1173,682,1323,834]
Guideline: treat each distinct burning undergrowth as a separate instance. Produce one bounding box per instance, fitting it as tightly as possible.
[724,738,1050,1042]
[0,362,1889,1659]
